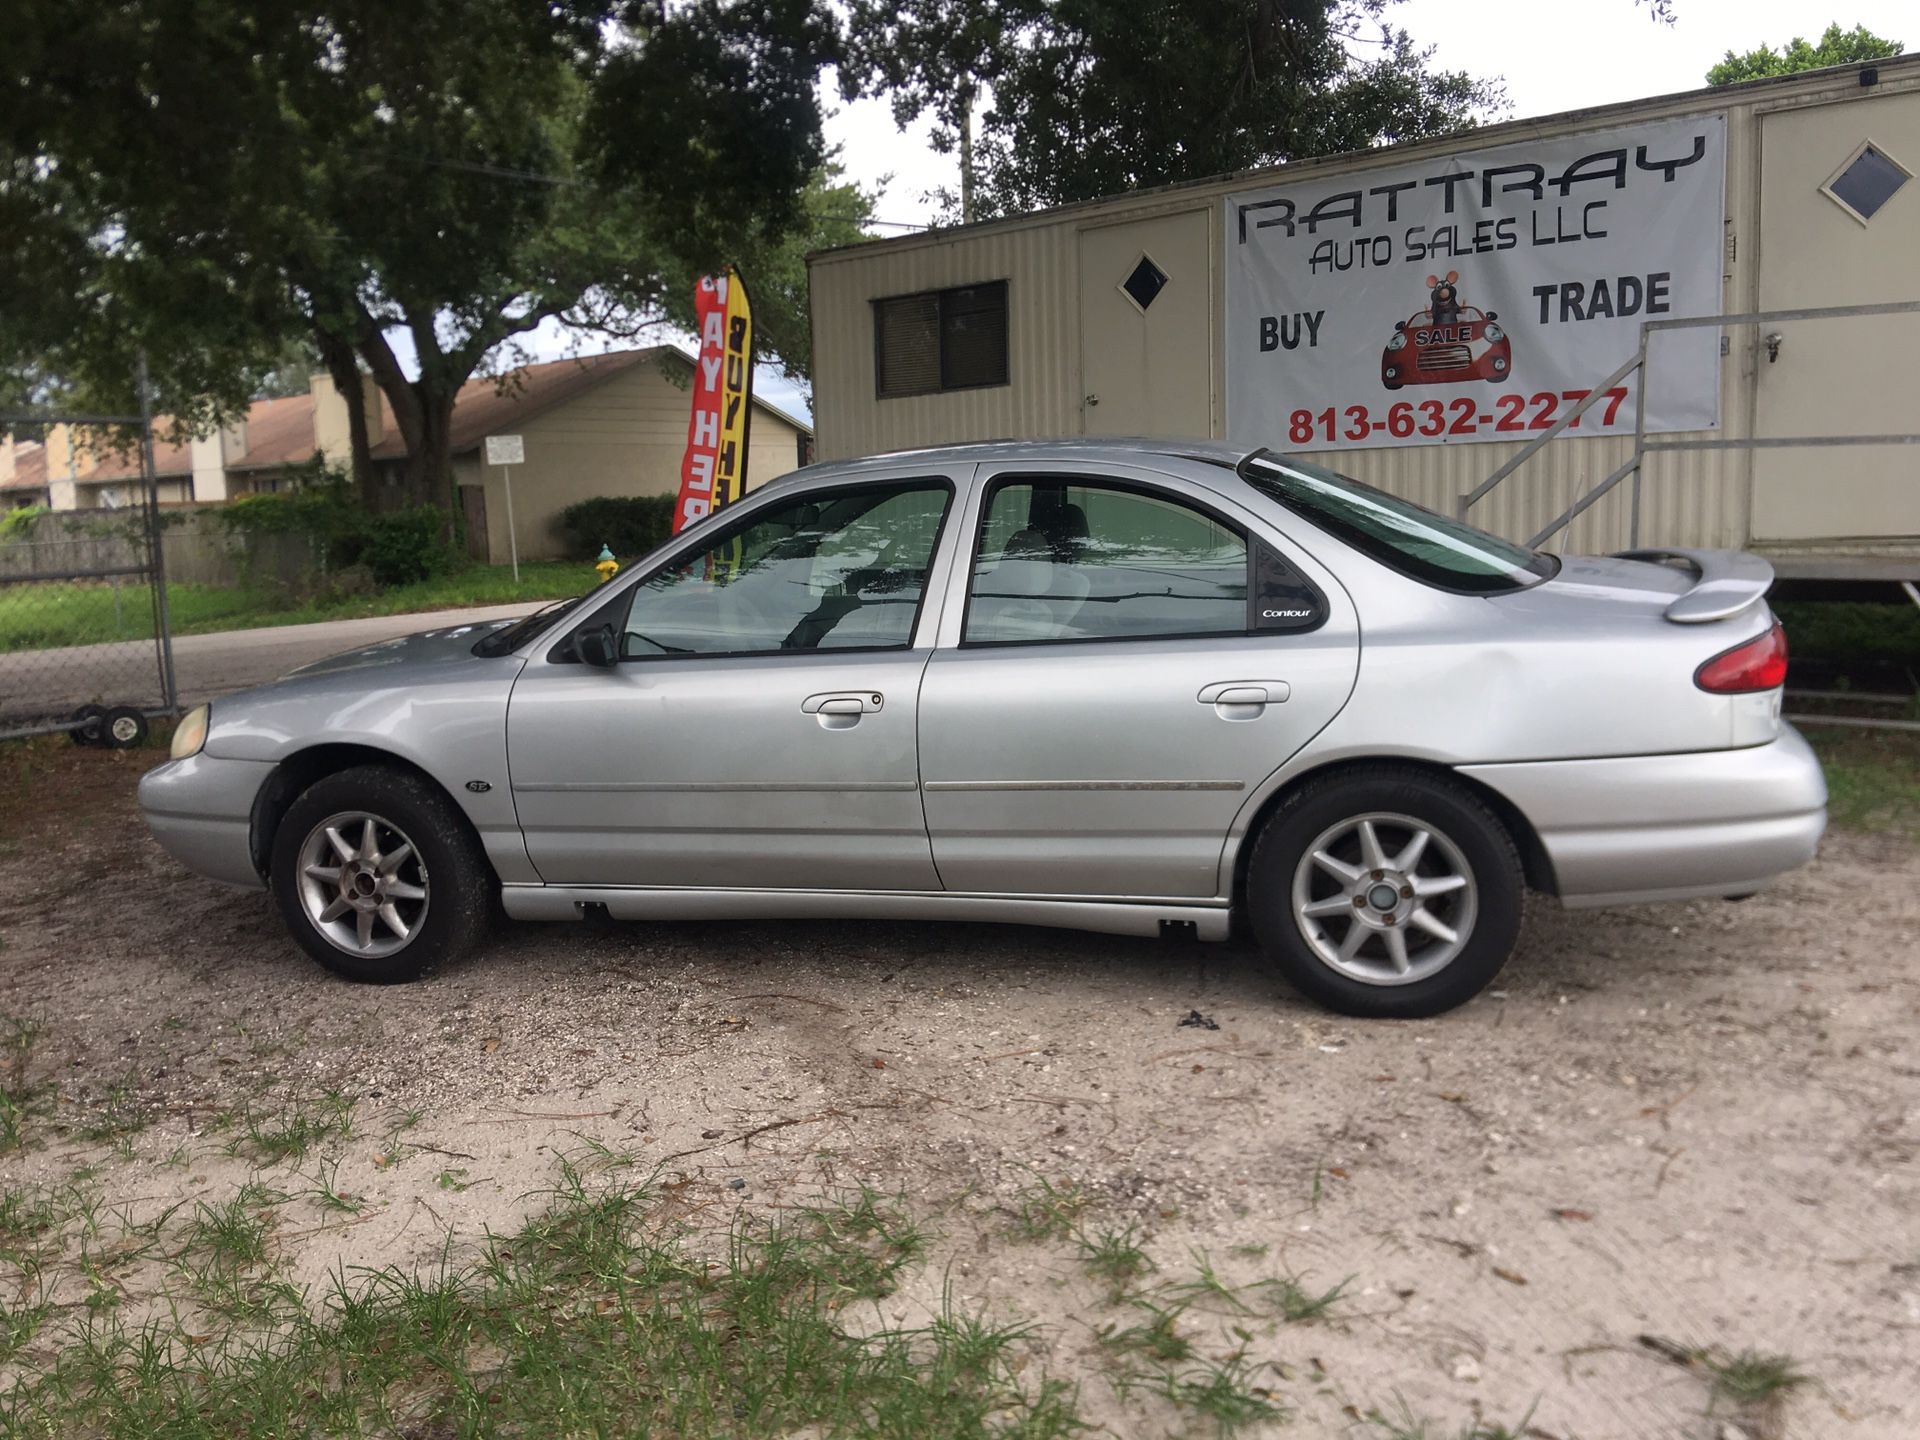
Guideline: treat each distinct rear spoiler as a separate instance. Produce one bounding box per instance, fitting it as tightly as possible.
[1611,548,1775,624]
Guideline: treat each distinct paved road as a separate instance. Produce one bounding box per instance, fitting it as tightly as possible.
[2,602,548,725]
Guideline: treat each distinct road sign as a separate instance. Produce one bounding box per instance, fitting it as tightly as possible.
[484,435,525,579]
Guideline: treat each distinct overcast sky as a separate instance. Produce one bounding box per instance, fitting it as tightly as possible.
[509,0,1914,422]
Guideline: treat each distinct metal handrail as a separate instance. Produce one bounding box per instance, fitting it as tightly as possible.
[1460,300,1920,549]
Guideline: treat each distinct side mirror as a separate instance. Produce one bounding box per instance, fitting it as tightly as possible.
[1394,320,1406,332]
[576,624,619,668]
[1485,310,1498,322]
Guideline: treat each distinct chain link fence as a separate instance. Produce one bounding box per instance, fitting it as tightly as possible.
[1,411,178,745]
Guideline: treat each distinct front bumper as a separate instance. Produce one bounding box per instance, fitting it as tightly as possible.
[1459,726,1828,908]
[138,752,276,890]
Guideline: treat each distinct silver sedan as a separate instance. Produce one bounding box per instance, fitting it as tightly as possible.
[139,441,1826,1017]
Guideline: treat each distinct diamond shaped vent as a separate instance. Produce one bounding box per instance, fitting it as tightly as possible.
[1121,254,1169,311]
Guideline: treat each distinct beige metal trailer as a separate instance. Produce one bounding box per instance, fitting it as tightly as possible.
[808,58,1920,579]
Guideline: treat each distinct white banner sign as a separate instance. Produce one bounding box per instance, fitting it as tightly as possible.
[484,433,525,466]
[1224,115,1726,450]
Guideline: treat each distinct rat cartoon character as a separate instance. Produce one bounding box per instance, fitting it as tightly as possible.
[1427,271,1462,328]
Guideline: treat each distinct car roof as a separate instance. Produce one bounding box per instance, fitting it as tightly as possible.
[757,437,1254,493]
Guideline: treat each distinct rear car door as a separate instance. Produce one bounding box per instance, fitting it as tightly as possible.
[506,474,958,890]
[918,459,1360,899]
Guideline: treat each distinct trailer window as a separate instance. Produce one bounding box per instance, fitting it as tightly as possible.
[873,282,1009,398]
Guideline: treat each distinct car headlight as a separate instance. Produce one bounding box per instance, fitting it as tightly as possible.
[1482,323,1503,342]
[1388,332,1407,351]
[171,704,209,760]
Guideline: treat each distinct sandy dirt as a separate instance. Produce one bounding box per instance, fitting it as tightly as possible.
[0,742,1914,1438]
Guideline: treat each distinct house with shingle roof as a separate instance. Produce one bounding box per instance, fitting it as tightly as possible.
[0,347,812,564]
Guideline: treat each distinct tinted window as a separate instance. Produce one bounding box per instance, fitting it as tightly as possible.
[874,282,1010,398]
[1239,452,1555,594]
[620,482,950,658]
[966,480,1248,644]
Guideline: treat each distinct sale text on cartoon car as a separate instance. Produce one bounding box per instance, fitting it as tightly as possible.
[1381,272,1512,390]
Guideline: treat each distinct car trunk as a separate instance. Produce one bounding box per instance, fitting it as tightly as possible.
[1487,548,1784,755]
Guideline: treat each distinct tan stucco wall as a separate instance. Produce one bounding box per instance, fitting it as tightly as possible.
[466,356,808,566]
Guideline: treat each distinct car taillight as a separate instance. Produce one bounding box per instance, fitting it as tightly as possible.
[1695,620,1788,693]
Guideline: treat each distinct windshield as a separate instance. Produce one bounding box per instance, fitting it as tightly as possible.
[470,594,589,657]
[1236,450,1556,594]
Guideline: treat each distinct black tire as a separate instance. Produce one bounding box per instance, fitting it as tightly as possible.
[269,764,492,983]
[1245,766,1524,1019]
[102,706,148,749]
[69,704,106,746]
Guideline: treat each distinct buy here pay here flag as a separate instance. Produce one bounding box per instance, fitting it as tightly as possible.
[673,269,756,534]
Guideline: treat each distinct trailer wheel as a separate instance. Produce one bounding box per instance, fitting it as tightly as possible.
[69,705,107,747]
[102,707,149,750]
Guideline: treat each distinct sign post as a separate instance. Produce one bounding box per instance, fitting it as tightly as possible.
[483,434,525,582]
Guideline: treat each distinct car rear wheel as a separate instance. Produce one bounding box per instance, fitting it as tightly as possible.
[1246,767,1524,1018]
[270,765,491,983]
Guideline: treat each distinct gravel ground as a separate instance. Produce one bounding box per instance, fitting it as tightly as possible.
[0,743,1915,1438]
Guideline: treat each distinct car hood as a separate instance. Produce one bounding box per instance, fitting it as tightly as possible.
[285,617,514,680]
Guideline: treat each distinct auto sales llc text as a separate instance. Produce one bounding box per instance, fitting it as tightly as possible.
[1233,134,1711,276]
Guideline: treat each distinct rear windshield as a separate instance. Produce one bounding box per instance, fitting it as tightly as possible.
[1237,450,1557,595]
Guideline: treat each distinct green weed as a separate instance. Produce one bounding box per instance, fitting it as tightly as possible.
[1076,1223,1153,1296]
[1007,1169,1091,1242]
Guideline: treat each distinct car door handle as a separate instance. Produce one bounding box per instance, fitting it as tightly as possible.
[1197,680,1289,720]
[1196,681,1290,705]
[802,691,884,730]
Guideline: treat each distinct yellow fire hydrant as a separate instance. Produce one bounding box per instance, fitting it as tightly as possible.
[595,544,619,585]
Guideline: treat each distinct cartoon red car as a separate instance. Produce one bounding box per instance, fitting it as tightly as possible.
[1381,272,1512,390]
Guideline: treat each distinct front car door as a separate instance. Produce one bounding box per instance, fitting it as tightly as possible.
[505,471,960,890]
[918,457,1360,899]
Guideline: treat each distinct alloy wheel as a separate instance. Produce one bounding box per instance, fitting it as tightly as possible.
[1289,811,1478,986]
[295,811,430,958]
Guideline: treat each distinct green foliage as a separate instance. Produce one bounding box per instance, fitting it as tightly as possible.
[1708,23,1903,86]
[215,469,458,587]
[1804,728,1920,841]
[557,493,676,563]
[845,0,1505,220]
[0,505,48,541]
[3,1171,1085,1437]
[215,470,364,569]
[1773,600,1920,668]
[360,508,461,588]
[3,0,851,517]
[0,562,581,652]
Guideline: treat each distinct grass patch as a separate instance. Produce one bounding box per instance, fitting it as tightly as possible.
[1150,1350,1284,1436]
[0,1014,48,1153]
[1005,1171,1091,1242]
[0,561,585,652]
[1364,1395,1539,1439]
[2,1170,1085,1438]
[226,1090,355,1165]
[1703,1348,1808,1407]
[1805,727,1920,840]
[1076,1223,1153,1296]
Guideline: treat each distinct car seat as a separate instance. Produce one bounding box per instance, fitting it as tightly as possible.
[968,526,1092,641]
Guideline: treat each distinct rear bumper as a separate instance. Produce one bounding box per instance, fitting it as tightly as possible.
[1458,726,1828,908]
[138,753,274,890]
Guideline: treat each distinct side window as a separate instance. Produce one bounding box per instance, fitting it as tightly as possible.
[620,482,950,658]
[965,480,1249,644]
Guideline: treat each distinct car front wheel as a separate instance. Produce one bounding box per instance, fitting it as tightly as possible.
[270,765,491,983]
[1246,767,1524,1018]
